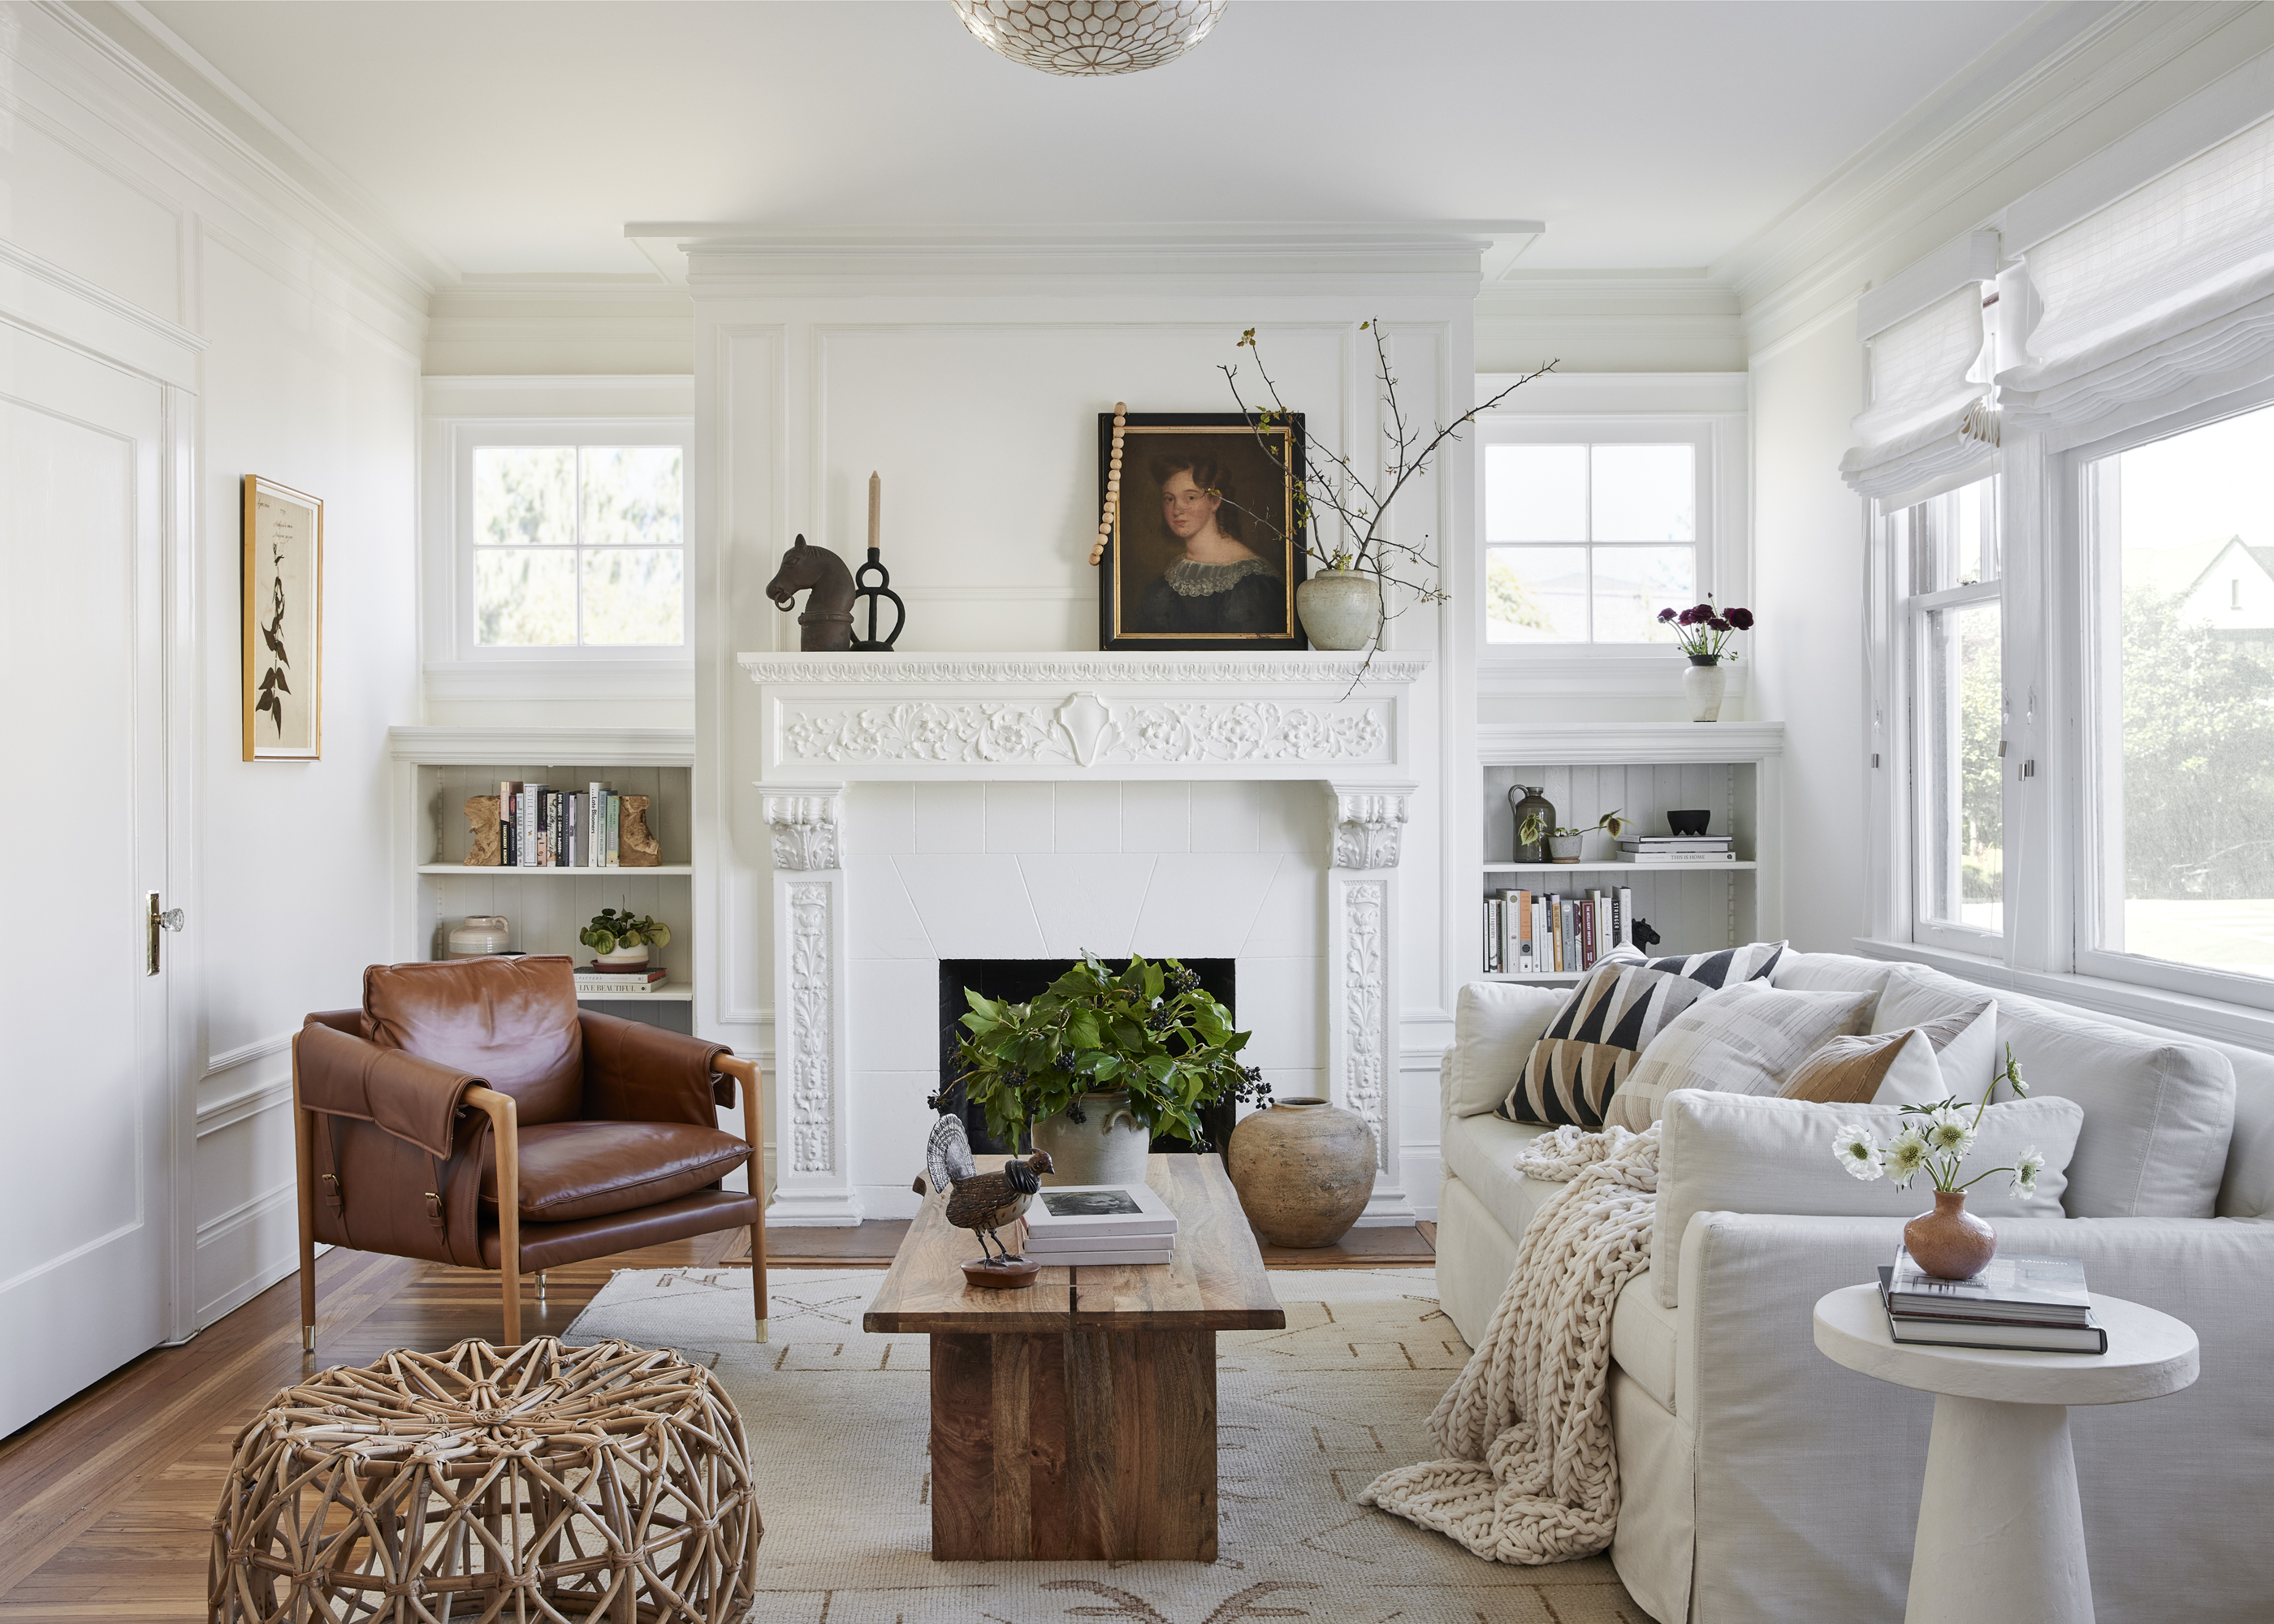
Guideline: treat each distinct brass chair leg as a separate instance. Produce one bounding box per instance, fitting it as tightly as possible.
[292,1037,318,1355]
[536,1272,547,1304]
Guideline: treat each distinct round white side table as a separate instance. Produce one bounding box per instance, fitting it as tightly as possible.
[1813,1283,2198,1624]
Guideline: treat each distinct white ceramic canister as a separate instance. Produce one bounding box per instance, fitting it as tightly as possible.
[447,915,512,958]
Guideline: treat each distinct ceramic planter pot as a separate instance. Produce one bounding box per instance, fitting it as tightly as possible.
[1296,570,1382,650]
[1904,1189,1997,1281]
[1030,1092,1152,1188]
[1546,834,1584,863]
[596,942,651,970]
[1684,656,1727,723]
[1226,1098,1377,1247]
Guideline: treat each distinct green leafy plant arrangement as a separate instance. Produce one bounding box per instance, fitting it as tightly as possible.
[1517,808,1632,849]
[578,906,672,957]
[952,953,1271,1151]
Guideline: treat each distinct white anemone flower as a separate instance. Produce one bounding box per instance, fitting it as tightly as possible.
[1923,1105,1975,1159]
[1883,1128,1931,1189]
[1832,1124,1883,1181]
[2012,1146,2045,1197]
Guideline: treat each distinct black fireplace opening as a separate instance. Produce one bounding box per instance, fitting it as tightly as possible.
[936,958,1239,1158]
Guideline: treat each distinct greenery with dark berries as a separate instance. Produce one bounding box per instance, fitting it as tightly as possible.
[950,953,1270,1151]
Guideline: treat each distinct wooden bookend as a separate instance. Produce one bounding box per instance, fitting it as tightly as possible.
[619,794,660,867]
[463,796,501,866]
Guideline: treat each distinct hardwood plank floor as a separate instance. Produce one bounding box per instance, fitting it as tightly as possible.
[0,1220,1438,1618]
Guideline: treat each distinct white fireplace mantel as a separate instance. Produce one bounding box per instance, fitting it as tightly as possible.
[739,650,1431,1230]
[737,651,1431,780]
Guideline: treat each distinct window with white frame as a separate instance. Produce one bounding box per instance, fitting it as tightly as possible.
[1899,477,2004,945]
[452,425,688,655]
[1481,426,1709,646]
[2077,397,2274,991]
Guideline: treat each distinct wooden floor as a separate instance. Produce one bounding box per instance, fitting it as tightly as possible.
[0,1220,1435,1618]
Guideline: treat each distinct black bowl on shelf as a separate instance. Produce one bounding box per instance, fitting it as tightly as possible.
[1667,810,1712,836]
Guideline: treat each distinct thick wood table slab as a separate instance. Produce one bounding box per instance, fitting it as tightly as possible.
[865,1154,1284,1561]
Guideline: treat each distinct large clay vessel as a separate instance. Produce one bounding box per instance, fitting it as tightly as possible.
[1226,1098,1377,1247]
[1030,1093,1152,1188]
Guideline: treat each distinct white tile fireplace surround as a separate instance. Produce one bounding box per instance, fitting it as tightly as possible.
[740,652,1432,1228]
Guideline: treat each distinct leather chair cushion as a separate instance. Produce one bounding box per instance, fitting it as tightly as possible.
[482,1121,751,1223]
[363,957,585,1125]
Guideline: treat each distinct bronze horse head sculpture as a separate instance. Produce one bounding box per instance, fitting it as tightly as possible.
[766,534,857,652]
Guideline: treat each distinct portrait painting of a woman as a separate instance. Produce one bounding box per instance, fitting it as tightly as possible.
[1099,413,1306,650]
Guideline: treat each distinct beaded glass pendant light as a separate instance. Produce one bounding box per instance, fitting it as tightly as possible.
[950,0,1227,76]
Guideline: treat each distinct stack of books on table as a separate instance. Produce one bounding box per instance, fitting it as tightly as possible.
[1018,1182,1179,1267]
[573,962,669,996]
[1618,836,1736,864]
[1877,1249,2106,1354]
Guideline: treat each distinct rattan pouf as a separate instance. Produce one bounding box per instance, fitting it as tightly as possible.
[210,1337,759,1624]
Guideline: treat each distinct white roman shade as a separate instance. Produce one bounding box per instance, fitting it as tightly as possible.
[1999,112,2274,434]
[1840,283,1999,506]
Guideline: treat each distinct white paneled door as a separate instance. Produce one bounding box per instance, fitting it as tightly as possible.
[0,325,176,1436]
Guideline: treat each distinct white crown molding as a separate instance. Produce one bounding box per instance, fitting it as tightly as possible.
[35,1,447,303]
[738,652,1432,686]
[422,660,695,703]
[1472,370,1749,416]
[1723,2,2268,352]
[422,374,696,417]
[1477,719,1784,765]
[387,723,695,767]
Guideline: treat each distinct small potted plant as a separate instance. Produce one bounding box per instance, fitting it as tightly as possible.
[578,906,671,970]
[1832,1047,2043,1280]
[1658,598,1754,722]
[1516,807,1631,864]
[953,953,1273,1187]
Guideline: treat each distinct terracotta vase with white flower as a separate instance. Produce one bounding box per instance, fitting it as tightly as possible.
[1831,1046,2045,1281]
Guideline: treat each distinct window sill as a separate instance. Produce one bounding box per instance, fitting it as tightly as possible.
[425,660,694,702]
[1852,937,2274,1055]
[1477,654,1749,699]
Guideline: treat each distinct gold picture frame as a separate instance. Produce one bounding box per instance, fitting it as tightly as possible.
[240,474,322,761]
[1096,412,1308,650]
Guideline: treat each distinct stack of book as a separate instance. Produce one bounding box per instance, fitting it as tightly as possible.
[1483,886,1634,975]
[1018,1182,1179,1267]
[573,961,669,996]
[1618,835,1736,864]
[1877,1249,2106,1354]
[495,780,629,869]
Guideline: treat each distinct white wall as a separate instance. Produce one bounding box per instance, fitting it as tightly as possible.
[1748,315,1870,955]
[0,4,424,1331]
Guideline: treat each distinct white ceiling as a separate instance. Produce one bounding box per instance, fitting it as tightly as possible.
[140,0,2043,283]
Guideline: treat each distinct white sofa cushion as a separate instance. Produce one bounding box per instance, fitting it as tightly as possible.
[1606,983,1876,1130]
[1440,1110,1562,1243]
[1769,952,1902,1011]
[1610,1270,1680,1414]
[1871,968,1998,1099]
[1651,1089,2084,1307]
[1444,981,1568,1119]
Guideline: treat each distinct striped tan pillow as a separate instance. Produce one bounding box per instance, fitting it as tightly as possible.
[1780,1026,1944,1107]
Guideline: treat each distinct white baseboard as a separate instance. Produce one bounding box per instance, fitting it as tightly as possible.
[194,1181,300,1329]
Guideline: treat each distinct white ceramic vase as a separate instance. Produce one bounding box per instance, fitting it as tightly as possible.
[1684,657,1727,723]
[1295,569,1382,650]
[596,942,651,970]
[1030,1092,1152,1188]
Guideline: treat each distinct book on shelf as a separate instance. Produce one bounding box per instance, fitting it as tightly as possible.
[1481,885,1634,975]
[577,961,668,985]
[1887,1248,2094,1324]
[1021,1245,1175,1267]
[1620,836,1734,848]
[1876,1268,2107,1354]
[1021,1183,1179,1244]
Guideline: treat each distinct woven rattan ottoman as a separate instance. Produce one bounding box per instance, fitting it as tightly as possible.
[210,1337,759,1624]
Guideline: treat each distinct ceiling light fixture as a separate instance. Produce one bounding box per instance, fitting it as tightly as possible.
[950,1,1226,76]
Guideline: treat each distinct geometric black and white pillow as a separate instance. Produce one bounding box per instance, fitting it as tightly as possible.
[1608,939,1787,991]
[1498,959,1719,1128]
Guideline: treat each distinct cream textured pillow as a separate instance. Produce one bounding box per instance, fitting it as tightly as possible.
[1872,970,1997,1100]
[1779,1026,1943,1107]
[1651,1090,2084,1307]
[1605,983,1876,1131]
[1443,981,1569,1119]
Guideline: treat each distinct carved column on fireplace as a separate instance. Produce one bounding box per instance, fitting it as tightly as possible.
[1324,780,1417,1227]
[759,783,861,1225]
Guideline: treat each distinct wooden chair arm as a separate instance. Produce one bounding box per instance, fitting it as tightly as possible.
[463,1086,521,1342]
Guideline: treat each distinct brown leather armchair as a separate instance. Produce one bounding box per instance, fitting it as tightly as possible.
[291,956,768,1348]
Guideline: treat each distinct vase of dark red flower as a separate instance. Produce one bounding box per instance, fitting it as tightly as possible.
[1658,600,1753,723]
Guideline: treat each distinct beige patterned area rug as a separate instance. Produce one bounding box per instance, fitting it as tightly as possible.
[564,1266,1646,1624]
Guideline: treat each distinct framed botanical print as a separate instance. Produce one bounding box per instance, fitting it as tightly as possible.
[1097,412,1308,651]
[240,474,322,761]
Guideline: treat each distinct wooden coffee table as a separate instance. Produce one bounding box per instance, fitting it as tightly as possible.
[865,1152,1284,1562]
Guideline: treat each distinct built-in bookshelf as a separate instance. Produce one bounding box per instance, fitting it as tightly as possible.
[389,728,697,1034]
[1476,723,1783,983]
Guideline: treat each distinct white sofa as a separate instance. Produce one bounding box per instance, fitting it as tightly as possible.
[1433,951,2274,1624]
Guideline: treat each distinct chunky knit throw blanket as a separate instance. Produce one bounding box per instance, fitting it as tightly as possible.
[1359,1123,1659,1564]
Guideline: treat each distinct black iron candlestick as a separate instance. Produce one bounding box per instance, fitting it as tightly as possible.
[850,546,904,650]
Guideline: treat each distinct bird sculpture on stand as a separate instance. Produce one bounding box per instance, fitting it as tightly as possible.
[914,1113,1056,1289]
